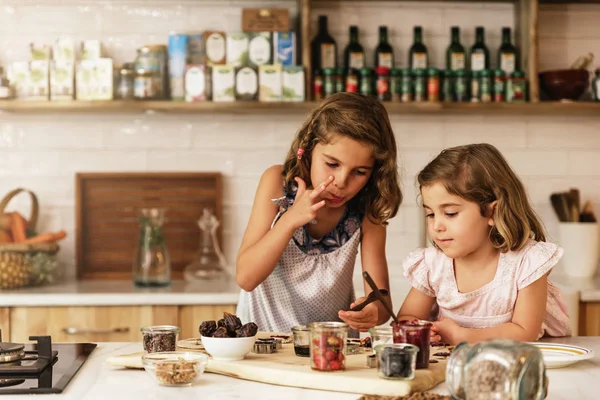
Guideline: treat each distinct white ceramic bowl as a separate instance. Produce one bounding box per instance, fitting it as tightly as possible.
[201,335,256,361]
[142,351,208,387]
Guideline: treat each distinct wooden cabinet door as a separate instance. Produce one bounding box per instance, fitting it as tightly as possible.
[178,305,236,339]
[0,308,9,342]
[10,306,178,343]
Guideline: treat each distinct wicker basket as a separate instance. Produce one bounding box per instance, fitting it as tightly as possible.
[0,188,59,289]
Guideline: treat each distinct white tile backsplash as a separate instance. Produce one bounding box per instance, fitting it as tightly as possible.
[0,1,599,306]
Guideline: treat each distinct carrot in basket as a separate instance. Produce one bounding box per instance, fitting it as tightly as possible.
[21,230,67,245]
[10,212,27,243]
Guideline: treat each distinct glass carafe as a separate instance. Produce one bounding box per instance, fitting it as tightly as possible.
[446,339,547,400]
[133,208,171,287]
[184,208,227,281]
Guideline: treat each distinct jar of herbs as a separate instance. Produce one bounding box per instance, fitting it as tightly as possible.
[359,68,373,96]
[390,69,402,102]
[413,69,426,102]
[427,68,440,102]
[376,66,391,102]
[335,68,345,94]
[454,69,469,102]
[442,70,454,102]
[400,69,412,103]
[507,71,527,102]
[323,68,335,98]
[313,70,324,101]
[479,69,492,103]
[493,69,506,102]
[346,68,358,93]
[133,208,171,287]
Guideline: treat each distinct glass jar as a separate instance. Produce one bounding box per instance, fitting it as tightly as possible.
[400,68,412,103]
[292,325,310,357]
[480,69,492,103]
[427,67,440,102]
[413,69,426,102]
[390,68,402,102]
[375,343,418,380]
[454,69,469,102]
[133,208,171,287]
[141,325,180,353]
[442,70,454,102]
[114,63,135,100]
[368,326,393,353]
[335,68,345,94]
[471,70,481,102]
[376,66,391,101]
[313,70,323,101]
[359,68,373,96]
[493,69,506,102]
[507,70,527,102]
[322,68,335,98]
[447,339,547,400]
[392,320,432,369]
[134,46,164,100]
[309,322,348,371]
[345,68,358,93]
[183,209,227,282]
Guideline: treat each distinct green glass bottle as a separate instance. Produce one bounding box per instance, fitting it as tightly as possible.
[409,26,428,70]
[470,26,489,72]
[446,26,465,71]
[344,26,365,71]
[375,26,394,69]
[498,27,519,74]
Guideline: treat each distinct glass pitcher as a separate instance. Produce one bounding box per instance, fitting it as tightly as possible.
[183,208,227,281]
[446,339,547,400]
[133,208,171,287]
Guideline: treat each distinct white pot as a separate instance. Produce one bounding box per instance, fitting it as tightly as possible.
[559,222,600,278]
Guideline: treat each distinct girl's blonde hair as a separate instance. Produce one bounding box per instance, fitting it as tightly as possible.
[282,93,402,225]
[418,143,546,252]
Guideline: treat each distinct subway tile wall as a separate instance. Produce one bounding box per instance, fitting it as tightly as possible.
[0,1,599,307]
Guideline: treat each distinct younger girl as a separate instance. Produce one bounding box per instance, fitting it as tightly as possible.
[236,93,402,334]
[398,143,571,345]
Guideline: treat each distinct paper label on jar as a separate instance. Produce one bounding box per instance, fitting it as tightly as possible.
[471,52,485,71]
[206,33,225,63]
[320,43,335,69]
[412,53,427,69]
[378,53,393,69]
[349,52,364,69]
[249,35,271,66]
[236,67,258,95]
[500,53,515,74]
[185,67,205,99]
[451,53,465,70]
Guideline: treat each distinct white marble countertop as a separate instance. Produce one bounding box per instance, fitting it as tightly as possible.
[0,336,593,400]
[0,279,241,306]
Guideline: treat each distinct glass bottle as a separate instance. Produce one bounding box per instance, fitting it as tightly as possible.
[498,27,519,75]
[344,26,365,71]
[446,26,465,71]
[133,208,171,287]
[470,27,490,72]
[184,209,228,281]
[375,26,394,69]
[311,16,337,72]
[409,26,428,70]
[446,339,547,400]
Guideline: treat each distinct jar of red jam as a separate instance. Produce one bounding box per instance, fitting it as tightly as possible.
[309,322,348,371]
[392,319,432,369]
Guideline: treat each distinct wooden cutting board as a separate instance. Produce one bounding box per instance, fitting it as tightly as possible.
[207,343,448,396]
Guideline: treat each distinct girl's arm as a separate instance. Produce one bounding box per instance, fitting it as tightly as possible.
[235,165,297,292]
[436,273,550,345]
[398,288,437,321]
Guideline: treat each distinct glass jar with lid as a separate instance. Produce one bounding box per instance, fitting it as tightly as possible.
[368,325,393,353]
[446,339,547,400]
[133,208,171,287]
[309,322,348,371]
[134,45,165,100]
[114,63,135,100]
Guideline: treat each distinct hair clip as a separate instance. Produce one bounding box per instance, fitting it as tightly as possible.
[296,148,305,160]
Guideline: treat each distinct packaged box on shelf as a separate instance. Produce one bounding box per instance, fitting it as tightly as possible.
[188,32,205,65]
[82,40,102,61]
[28,60,50,100]
[226,33,249,68]
[248,32,272,67]
[274,32,296,66]
[30,43,51,61]
[203,31,226,66]
[235,66,258,101]
[282,66,304,102]
[169,33,188,101]
[53,36,75,61]
[259,64,282,102]
[76,58,113,100]
[50,60,75,100]
[185,64,209,102]
[8,62,30,99]
[212,65,234,102]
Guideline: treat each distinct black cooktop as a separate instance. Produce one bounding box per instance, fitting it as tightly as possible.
[0,335,96,394]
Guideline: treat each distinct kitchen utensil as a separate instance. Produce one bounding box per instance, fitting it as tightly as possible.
[569,188,581,219]
[550,193,570,222]
[253,338,277,354]
[349,289,390,312]
[581,201,598,223]
[361,271,399,324]
[539,69,589,101]
[530,342,594,369]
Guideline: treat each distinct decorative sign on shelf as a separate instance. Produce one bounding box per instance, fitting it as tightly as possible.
[242,8,290,32]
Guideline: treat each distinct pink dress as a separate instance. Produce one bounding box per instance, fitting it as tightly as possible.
[403,239,571,338]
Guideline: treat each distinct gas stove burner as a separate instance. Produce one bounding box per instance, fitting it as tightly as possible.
[0,343,24,364]
[0,378,24,388]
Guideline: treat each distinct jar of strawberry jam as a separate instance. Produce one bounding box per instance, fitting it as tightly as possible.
[309,322,348,371]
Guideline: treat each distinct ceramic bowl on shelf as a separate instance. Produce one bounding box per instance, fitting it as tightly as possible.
[539,69,589,101]
[201,335,257,361]
[142,351,208,387]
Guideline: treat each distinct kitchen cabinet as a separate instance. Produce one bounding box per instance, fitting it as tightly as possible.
[579,302,600,336]
[0,304,236,343]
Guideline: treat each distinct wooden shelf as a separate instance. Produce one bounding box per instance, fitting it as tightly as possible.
[2,100,599,115]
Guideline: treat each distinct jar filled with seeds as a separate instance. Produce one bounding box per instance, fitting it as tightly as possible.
[141,325,181,353]
[446,339,547,400]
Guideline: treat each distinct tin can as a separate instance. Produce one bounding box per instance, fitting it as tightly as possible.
[470,70,480,103]
[413,69,426,102]
[454,69,469,102]
[427,68,440,102]
[507,71,527,102]
[493,69,506,102]
[390,69,401,102]
[323,68,335,98]
[346,68,358,93]
[442,70,454,102]
[335,68,345,94]
[376,66,391,102]
[313,71,324,101]
[359,68,373,96]
[480,69,492,103]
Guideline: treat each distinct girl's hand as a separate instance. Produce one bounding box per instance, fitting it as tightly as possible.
[286,176,334,228]
[432,317,466,345]
[338,297,378,332]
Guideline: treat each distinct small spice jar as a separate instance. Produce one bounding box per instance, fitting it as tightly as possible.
[507,70,527,102]
[493,69,506,102]
[454,69,469,102]
[427,67,440,102]
[292,325,310,357]
[413,69,426,102]
[375,343,419,380]
[400,68,413,103]
[322,68,335,98]
[390,69,402,102]
[335,68,345,94]
[359,68,373,96]
[114,63,135,100]
[345,68,359,93]
[309,322,348,371]
[442,70,454,102]
[141,325,181,353]
[479,69,492,103]
[376,66,391,101]
[470,70,480,103]
[392,319,432,369]
[313,70,323,101]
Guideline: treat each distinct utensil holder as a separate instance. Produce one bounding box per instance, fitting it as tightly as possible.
[559,222,600,278]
